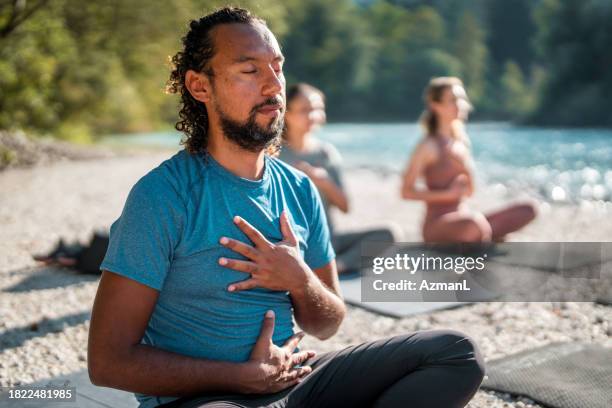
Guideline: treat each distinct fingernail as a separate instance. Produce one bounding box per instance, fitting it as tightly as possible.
[227,285,235,292]
[265,310,274,318]
[219,257,227,265]
[233,216,241,223]
[220,237,229,245]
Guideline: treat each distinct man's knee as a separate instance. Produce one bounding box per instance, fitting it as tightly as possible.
[410,330,485,374]
[431,330,485,384]
[459,334,485,387]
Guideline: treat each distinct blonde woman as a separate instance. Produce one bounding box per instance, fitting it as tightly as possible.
[401,77,536,243]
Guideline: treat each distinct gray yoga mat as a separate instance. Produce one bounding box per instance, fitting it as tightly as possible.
[339,274,474,318]
[485,242,612,272]
[0,369,138,407]
[356,242,610,303]
[388,242,612,272]
[482,342,612,408]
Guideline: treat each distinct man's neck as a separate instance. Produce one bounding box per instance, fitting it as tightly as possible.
[207,131,266,180]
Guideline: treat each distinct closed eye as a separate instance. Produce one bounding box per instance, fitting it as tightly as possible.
[272,61,283,74]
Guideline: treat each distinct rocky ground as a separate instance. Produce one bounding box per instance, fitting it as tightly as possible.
[1,145,610,407]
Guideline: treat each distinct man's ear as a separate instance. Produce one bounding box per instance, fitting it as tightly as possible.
[185,70,212,103]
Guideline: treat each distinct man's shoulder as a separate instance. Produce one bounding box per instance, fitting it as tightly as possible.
[267,156,321,217]
[133,149,201,202]
[268,154,305,176]
[267,155,312,189]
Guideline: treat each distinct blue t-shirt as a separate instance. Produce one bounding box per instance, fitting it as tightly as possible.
[100,150,335,408]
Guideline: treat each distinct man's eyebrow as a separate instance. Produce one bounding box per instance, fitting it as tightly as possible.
[234,54,285,63]
[235,56,257,63]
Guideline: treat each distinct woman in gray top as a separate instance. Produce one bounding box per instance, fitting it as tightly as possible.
[279,83,402,274]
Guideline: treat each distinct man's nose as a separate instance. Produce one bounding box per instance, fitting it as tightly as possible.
[261,66,284,97]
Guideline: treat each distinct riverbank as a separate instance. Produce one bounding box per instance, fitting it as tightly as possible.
[0,131,113,171]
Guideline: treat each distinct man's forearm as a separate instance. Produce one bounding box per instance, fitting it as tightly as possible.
[290,270,346,340]
[90,343,254,396]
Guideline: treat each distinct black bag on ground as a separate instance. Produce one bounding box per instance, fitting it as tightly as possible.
[75,232,109,275]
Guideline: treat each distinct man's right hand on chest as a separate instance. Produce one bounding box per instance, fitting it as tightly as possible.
[220,211,345,340]
[219,212,312,293]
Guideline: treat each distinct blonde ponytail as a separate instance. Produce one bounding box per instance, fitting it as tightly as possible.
[420,77,471,147]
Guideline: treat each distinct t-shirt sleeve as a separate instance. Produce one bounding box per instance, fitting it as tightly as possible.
[100,172,184,291]
[303,178,336,269]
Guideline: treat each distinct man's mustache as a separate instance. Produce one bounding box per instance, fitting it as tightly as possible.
[251,97,285,114]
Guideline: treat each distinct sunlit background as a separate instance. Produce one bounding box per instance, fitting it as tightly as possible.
[1,4,611,406]
[2,0,611,203]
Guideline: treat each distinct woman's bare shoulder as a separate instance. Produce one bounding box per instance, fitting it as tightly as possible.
[413,137,439,161]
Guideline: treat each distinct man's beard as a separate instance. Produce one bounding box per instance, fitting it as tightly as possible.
[215,97,284,152]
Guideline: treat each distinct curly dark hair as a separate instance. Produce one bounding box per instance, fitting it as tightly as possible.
[166,7,266,154]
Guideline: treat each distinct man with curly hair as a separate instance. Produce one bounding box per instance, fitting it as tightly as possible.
[87,7,484,408]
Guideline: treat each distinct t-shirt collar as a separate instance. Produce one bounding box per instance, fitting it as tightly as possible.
[201,151,271,190]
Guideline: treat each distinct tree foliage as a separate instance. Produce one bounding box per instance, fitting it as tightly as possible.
[530,0,612,126]
[0,0,609,140]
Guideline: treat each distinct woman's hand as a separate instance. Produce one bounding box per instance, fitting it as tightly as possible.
[447,174,470,200]
[294,161,329,185]
[293,161,349,212]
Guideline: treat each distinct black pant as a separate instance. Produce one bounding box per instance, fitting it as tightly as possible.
[159,330,485,408]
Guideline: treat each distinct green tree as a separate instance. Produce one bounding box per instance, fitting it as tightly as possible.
[499,60,536,119]
[281,0,374,119]
[4,0,608,137]
[530,0,612,126]
[364,2,460,119]
[485,0,536,73]
[0,2,76,138]
[452,11,487,104]
[0,0,220,139]
[0,0,49,39]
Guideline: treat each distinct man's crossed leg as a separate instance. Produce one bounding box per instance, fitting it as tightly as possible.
[163,330,485,408]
